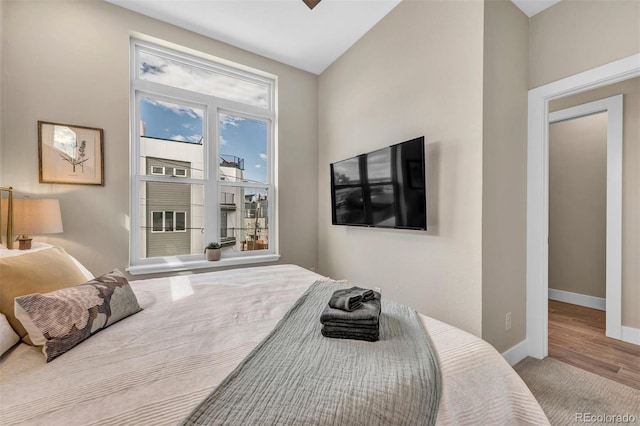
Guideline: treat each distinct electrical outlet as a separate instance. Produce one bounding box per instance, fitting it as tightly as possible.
[505,312,512,331]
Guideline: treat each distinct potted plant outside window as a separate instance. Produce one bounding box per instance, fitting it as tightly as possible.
[204,242,221,261]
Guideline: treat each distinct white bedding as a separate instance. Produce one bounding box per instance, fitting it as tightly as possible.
[0,264,548,425]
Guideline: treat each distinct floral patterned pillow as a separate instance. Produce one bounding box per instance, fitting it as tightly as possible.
[14,269,141,362]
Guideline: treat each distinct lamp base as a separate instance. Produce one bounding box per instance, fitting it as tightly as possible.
[18,237,33,250]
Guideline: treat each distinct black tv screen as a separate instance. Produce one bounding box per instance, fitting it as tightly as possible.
[330,136,426,230]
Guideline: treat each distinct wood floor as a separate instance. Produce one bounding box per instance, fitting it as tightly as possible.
[548,299,640,389]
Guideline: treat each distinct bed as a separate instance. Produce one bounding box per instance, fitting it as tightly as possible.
[0,245,549,425]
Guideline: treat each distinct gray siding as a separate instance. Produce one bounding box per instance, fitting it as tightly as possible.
[146,157,191,257]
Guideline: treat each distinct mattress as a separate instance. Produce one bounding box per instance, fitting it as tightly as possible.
[0,264,548,425]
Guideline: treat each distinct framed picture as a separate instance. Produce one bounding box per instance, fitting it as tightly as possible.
[38,121,104,185]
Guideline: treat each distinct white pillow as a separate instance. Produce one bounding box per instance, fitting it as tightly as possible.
[0,243,94,280]
[0,313,19,356]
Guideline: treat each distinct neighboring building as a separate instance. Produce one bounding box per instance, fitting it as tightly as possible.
[145,157,191,258]
[219,155,243,248]
[140,133,268,258]
[244,194,268,250]
[139,135,204,259]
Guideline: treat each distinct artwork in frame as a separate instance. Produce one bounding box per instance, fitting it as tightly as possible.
[38,121,104,185]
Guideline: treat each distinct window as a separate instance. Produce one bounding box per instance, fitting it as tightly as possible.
[130,39,276,273]
[150,211,187,233]
[173,168,187,177]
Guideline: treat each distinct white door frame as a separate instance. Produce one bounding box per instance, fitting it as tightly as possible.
[526,54,640,359]
[549,95,623,339]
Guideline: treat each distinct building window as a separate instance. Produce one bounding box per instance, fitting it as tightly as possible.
[150,211,187,233]
[152,211,163,232]
[130,39,276,271]
[173,168,187,177]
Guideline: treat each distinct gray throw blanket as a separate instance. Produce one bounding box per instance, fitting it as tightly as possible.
[181,281,442,426]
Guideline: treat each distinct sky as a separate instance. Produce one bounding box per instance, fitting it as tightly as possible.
[139,50,269,184]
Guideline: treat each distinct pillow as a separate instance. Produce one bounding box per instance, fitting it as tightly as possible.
[0,247,90,340]
[0,313,19,356]
[14,269,142,362]
[0,242,94,280]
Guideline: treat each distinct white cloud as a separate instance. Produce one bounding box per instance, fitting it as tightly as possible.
[220,136,228,146]
[259,153,267,160]
[219,113,245,129]
[169,134,202,143]
[255,164,262,168]
[143,97,203,119]
[139,51,268,108]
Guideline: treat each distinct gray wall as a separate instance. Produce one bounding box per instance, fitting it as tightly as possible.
[318,0,485,336]
[529,0,640,88]
[550,77,640,329]
[1,0,318,276]
[481,0,529,353]
[549,113,607,299]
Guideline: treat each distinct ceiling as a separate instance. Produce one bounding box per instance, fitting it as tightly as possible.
[511,0,561,17]
[106,0,561,75]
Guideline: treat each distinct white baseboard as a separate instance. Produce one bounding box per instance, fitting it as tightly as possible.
[501,339,529,366]
[621,326,640,345]
[548,288,605,311]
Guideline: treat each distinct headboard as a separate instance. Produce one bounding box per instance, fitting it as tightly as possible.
[0,186,14,249]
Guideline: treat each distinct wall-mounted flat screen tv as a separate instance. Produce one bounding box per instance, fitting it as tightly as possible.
[330,136,426,230]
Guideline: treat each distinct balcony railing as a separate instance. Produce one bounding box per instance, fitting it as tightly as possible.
[220,155,244,170]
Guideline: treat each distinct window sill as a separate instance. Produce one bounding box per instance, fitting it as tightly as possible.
[126,253,281,276]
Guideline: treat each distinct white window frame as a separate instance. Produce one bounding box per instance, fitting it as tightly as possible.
[151,166,165,175]
[173,167,187,177]
[150,210,187,233]
[151,211,164,232]
[174,211,187,232]
[128,38,279,275]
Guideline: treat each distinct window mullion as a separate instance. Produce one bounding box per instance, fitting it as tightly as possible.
[204,100,219,246]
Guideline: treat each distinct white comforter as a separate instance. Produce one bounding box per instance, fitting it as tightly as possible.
[0,264,548,425]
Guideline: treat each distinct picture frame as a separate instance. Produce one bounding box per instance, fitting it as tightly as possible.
[38,121,104,185]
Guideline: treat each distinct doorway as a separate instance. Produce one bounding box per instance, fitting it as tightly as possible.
[547,96,622,342]
[526,54,639,360]
[545,101,639,388]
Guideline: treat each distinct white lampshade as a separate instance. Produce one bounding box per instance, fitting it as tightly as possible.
[12,198,63,236]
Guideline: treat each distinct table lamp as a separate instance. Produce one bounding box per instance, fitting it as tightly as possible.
[12,198,63,250]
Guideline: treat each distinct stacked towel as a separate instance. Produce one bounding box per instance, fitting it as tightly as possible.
[320,287,381,342]
[328,286,375,311]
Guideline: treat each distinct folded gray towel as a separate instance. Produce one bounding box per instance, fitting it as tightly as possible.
[320,291,381,325]
[321,321,379,330]
[321,326,379,342]
[328,288,362,312]
[322,324,379,334]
